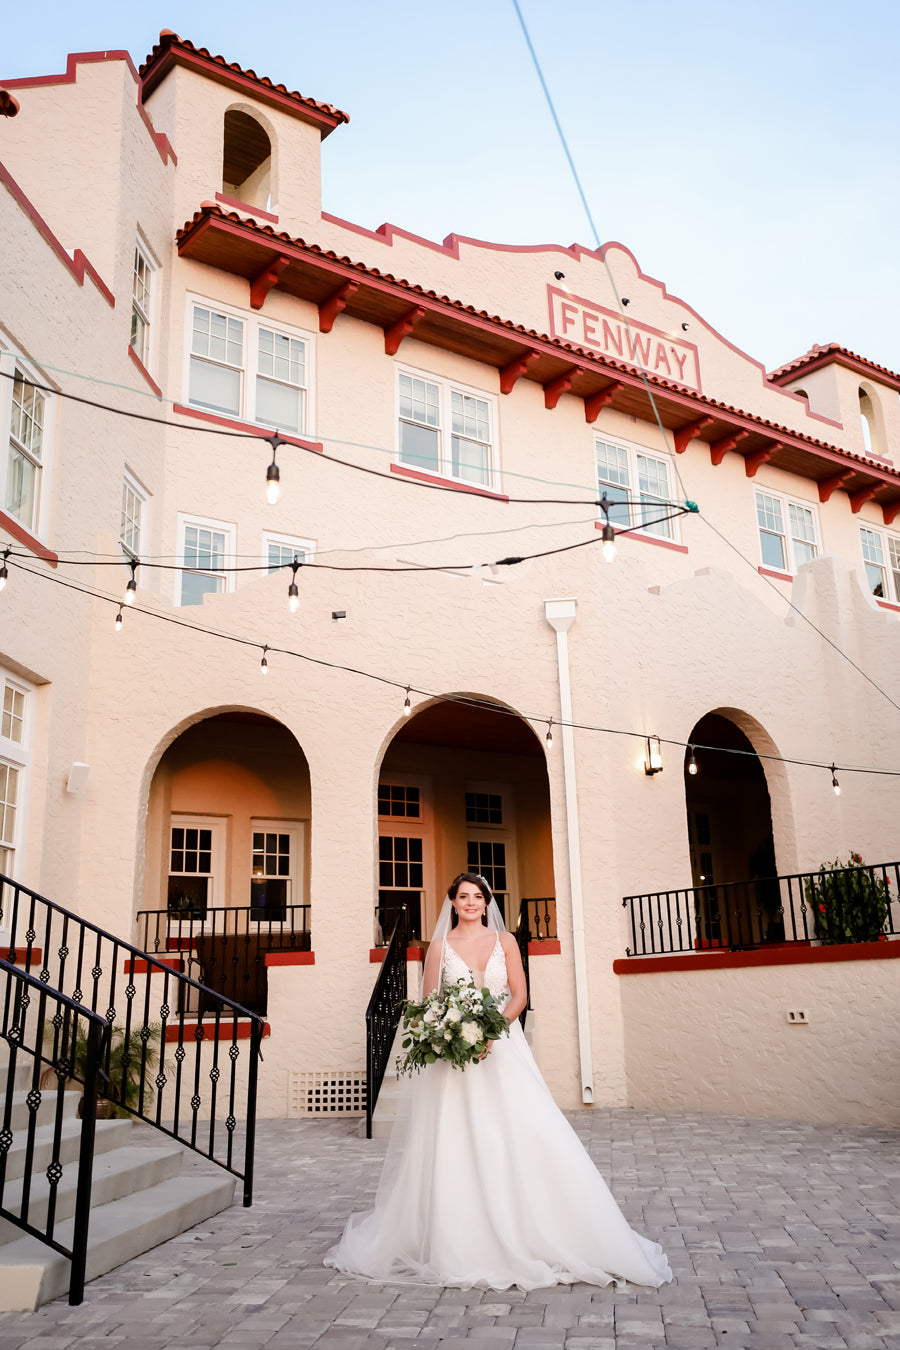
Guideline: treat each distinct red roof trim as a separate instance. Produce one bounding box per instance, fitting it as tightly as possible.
[140,32,348,137]
[4,51,175,165]
[390,463,510,501]
[770,342,900,392]
[0,511,59,567]
[177,206,900,495]
[0,161,115,307]
[172,402,323,452]
[127,344,162,397]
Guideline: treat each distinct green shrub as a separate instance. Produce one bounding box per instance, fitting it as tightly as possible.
[805,852,889,945]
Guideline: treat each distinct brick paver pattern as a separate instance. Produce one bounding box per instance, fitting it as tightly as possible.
[0,1110,897,1350]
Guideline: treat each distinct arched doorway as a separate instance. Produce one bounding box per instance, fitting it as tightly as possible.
[141,711,310,1010]
[376,699,554,944]
[684,711,780,947]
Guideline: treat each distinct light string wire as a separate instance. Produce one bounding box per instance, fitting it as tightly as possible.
[5,551,900,784]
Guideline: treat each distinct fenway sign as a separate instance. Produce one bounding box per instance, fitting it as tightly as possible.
[548,286,701,393]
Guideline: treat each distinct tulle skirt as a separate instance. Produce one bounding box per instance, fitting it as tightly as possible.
[325,1020,672,1291]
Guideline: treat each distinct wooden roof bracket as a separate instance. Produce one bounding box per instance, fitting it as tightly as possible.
[849,484,878,514]
[883,502,900,526]
[318,281,358,333]
[673,417,713,454]
[744,440,782,478]
[543,367,578,411]
[584,381,625,424]
[709,430,749,466]
[384,307,425,356]
[499,350,539,395]
[817,470,853,503]
[249,255,291,310]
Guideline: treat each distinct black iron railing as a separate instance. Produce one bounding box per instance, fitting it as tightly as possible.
[365,907,408,1139]
[623,860,900,956]
[520,897,557,941]
[136,904,310,1014]
[2,873,264,1205]
[515,899,532,1028]
[0,957,109,1304]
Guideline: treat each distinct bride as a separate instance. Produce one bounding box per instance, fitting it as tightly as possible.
[325,872,672,1291]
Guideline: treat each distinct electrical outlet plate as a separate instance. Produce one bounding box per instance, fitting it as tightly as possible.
[786,1009,808,1024]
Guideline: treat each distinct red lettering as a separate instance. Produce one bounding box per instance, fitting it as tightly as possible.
[560,302,578,334]
[654,342,672,376]
[670,348,690,382]
[627,331,651,367]
[601,319,623,357]
[582,310,600,344]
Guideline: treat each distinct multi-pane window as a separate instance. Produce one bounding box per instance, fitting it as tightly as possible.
[379,784,421,818]
[167,822,214,919]
[466,840,507,920]
[1,685,24,745]
[177,516,234,606]
[187,300,311,434]
[250,829,291,920]
[860,527,900,602]
[130,242,154,367]
[465,792,502,825]
[0,763,19,879]
[0,676,31,887]
[120,472,148,558]
[595,439,674,540]
[755,490,818,573]
[264,534,314,573]
[6,370,46,533]
[397,370,495,488]
[378,835,424,889]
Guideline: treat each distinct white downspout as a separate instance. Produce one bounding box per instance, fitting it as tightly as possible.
[543,597,594,1104]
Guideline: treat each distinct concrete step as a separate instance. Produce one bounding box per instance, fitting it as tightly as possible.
[0,1142,185,1243]
[0,1089,81,1133]
[0,1117,131,1183]
[0,1170,238,1310]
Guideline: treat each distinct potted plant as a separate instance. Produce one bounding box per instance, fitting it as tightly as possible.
[43,1022,163,1118]
[804,852,889,945]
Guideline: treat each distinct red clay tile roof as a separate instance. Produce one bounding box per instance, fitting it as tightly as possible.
[770,342,900,390]
[140,32,348,135]
[0,90,20,117]
[176,204,900,490]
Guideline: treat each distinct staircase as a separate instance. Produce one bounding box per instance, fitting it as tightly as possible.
[0,1051,236,1309]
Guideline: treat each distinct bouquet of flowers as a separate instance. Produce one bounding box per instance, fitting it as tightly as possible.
[396,976,510,1075]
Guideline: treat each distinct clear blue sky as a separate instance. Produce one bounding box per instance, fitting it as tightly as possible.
[4,0,899,376]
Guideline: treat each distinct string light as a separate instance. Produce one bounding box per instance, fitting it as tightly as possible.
[260,645,269,676]
[403,687,412,717]
[545,719,553,750]
[114,604,124,632]
[687,746,698,775]
[598,494,616,563]
[265,433,285,505]
[124,559,138,606]
[288,559,301,614]
[0,549,9,593]
[831,764,841,796]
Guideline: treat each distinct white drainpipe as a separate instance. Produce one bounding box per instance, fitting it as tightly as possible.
[543,597,594,1104]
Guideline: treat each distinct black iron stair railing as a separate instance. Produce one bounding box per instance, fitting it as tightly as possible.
[365,906,408,1139]
[0,956,110,1305]
[1,873,264,1207]
[623,859,899,956]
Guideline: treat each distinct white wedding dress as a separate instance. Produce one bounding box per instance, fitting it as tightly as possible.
[325,936,672,1291]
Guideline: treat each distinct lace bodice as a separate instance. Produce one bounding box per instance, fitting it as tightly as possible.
[441,935,510,1002]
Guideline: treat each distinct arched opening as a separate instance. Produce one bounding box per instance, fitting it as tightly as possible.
[222,108,272,209]
[141,711,310,1010]
[376,698,555,944]
[684,712,780,948]
[859,385,883,458]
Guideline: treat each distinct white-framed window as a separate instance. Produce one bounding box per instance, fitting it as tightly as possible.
[396,367,497,489]
[167,815,225,919]
[0,673,32,884]
[250,820,304,921]
[595,437,675,540]
[186,296,312,435]
[120,470,149,559]
[263,532,316,573]
[130,239,156,368]
[859,526,900,603]
[176,514,235,607]
[755,489,818,573]
[1,354,52,537]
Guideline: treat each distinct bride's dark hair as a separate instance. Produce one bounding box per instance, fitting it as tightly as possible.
[447,872,494,903]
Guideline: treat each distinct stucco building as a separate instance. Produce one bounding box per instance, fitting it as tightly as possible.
[1,33,898,1129]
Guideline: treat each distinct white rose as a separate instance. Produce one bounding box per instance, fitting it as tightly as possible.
[459,1021,482,1046]
[444,1007,462,1023]
[423,1009,438,1024]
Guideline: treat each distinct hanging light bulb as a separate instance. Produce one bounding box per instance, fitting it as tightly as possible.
[287,559,301,614]
[687,746,698,775]
[598,494,616,562]
[115,605,124,632]
[260,645,269,676]
[265,433,285,505]
[403,687,412,717]
[831,764,840,796]
[545,719,554,750]
[0,549,9,593]
[124,559,138,606]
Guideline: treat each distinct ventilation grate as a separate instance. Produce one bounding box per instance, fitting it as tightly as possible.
[289,1071,366,1116]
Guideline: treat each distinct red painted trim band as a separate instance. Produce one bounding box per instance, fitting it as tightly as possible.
[127,344,163,397]
[389,462,509,501]
[0,162,115,306]
[528,939,561,955]
[4,948,43,966]
[613,937,899,975]
[265,951,315,966]
[172,403,323,451]
[164,1019,270,1042]
[121,957,183,974]
[595,522,687,554]
[215,191,278,224]
[370,946,426,963]
[876,598,900,613]
[758,565,793,581]
[0,512,58,566]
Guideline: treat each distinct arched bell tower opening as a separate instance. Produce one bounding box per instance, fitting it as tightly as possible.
[222,108,273,209]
